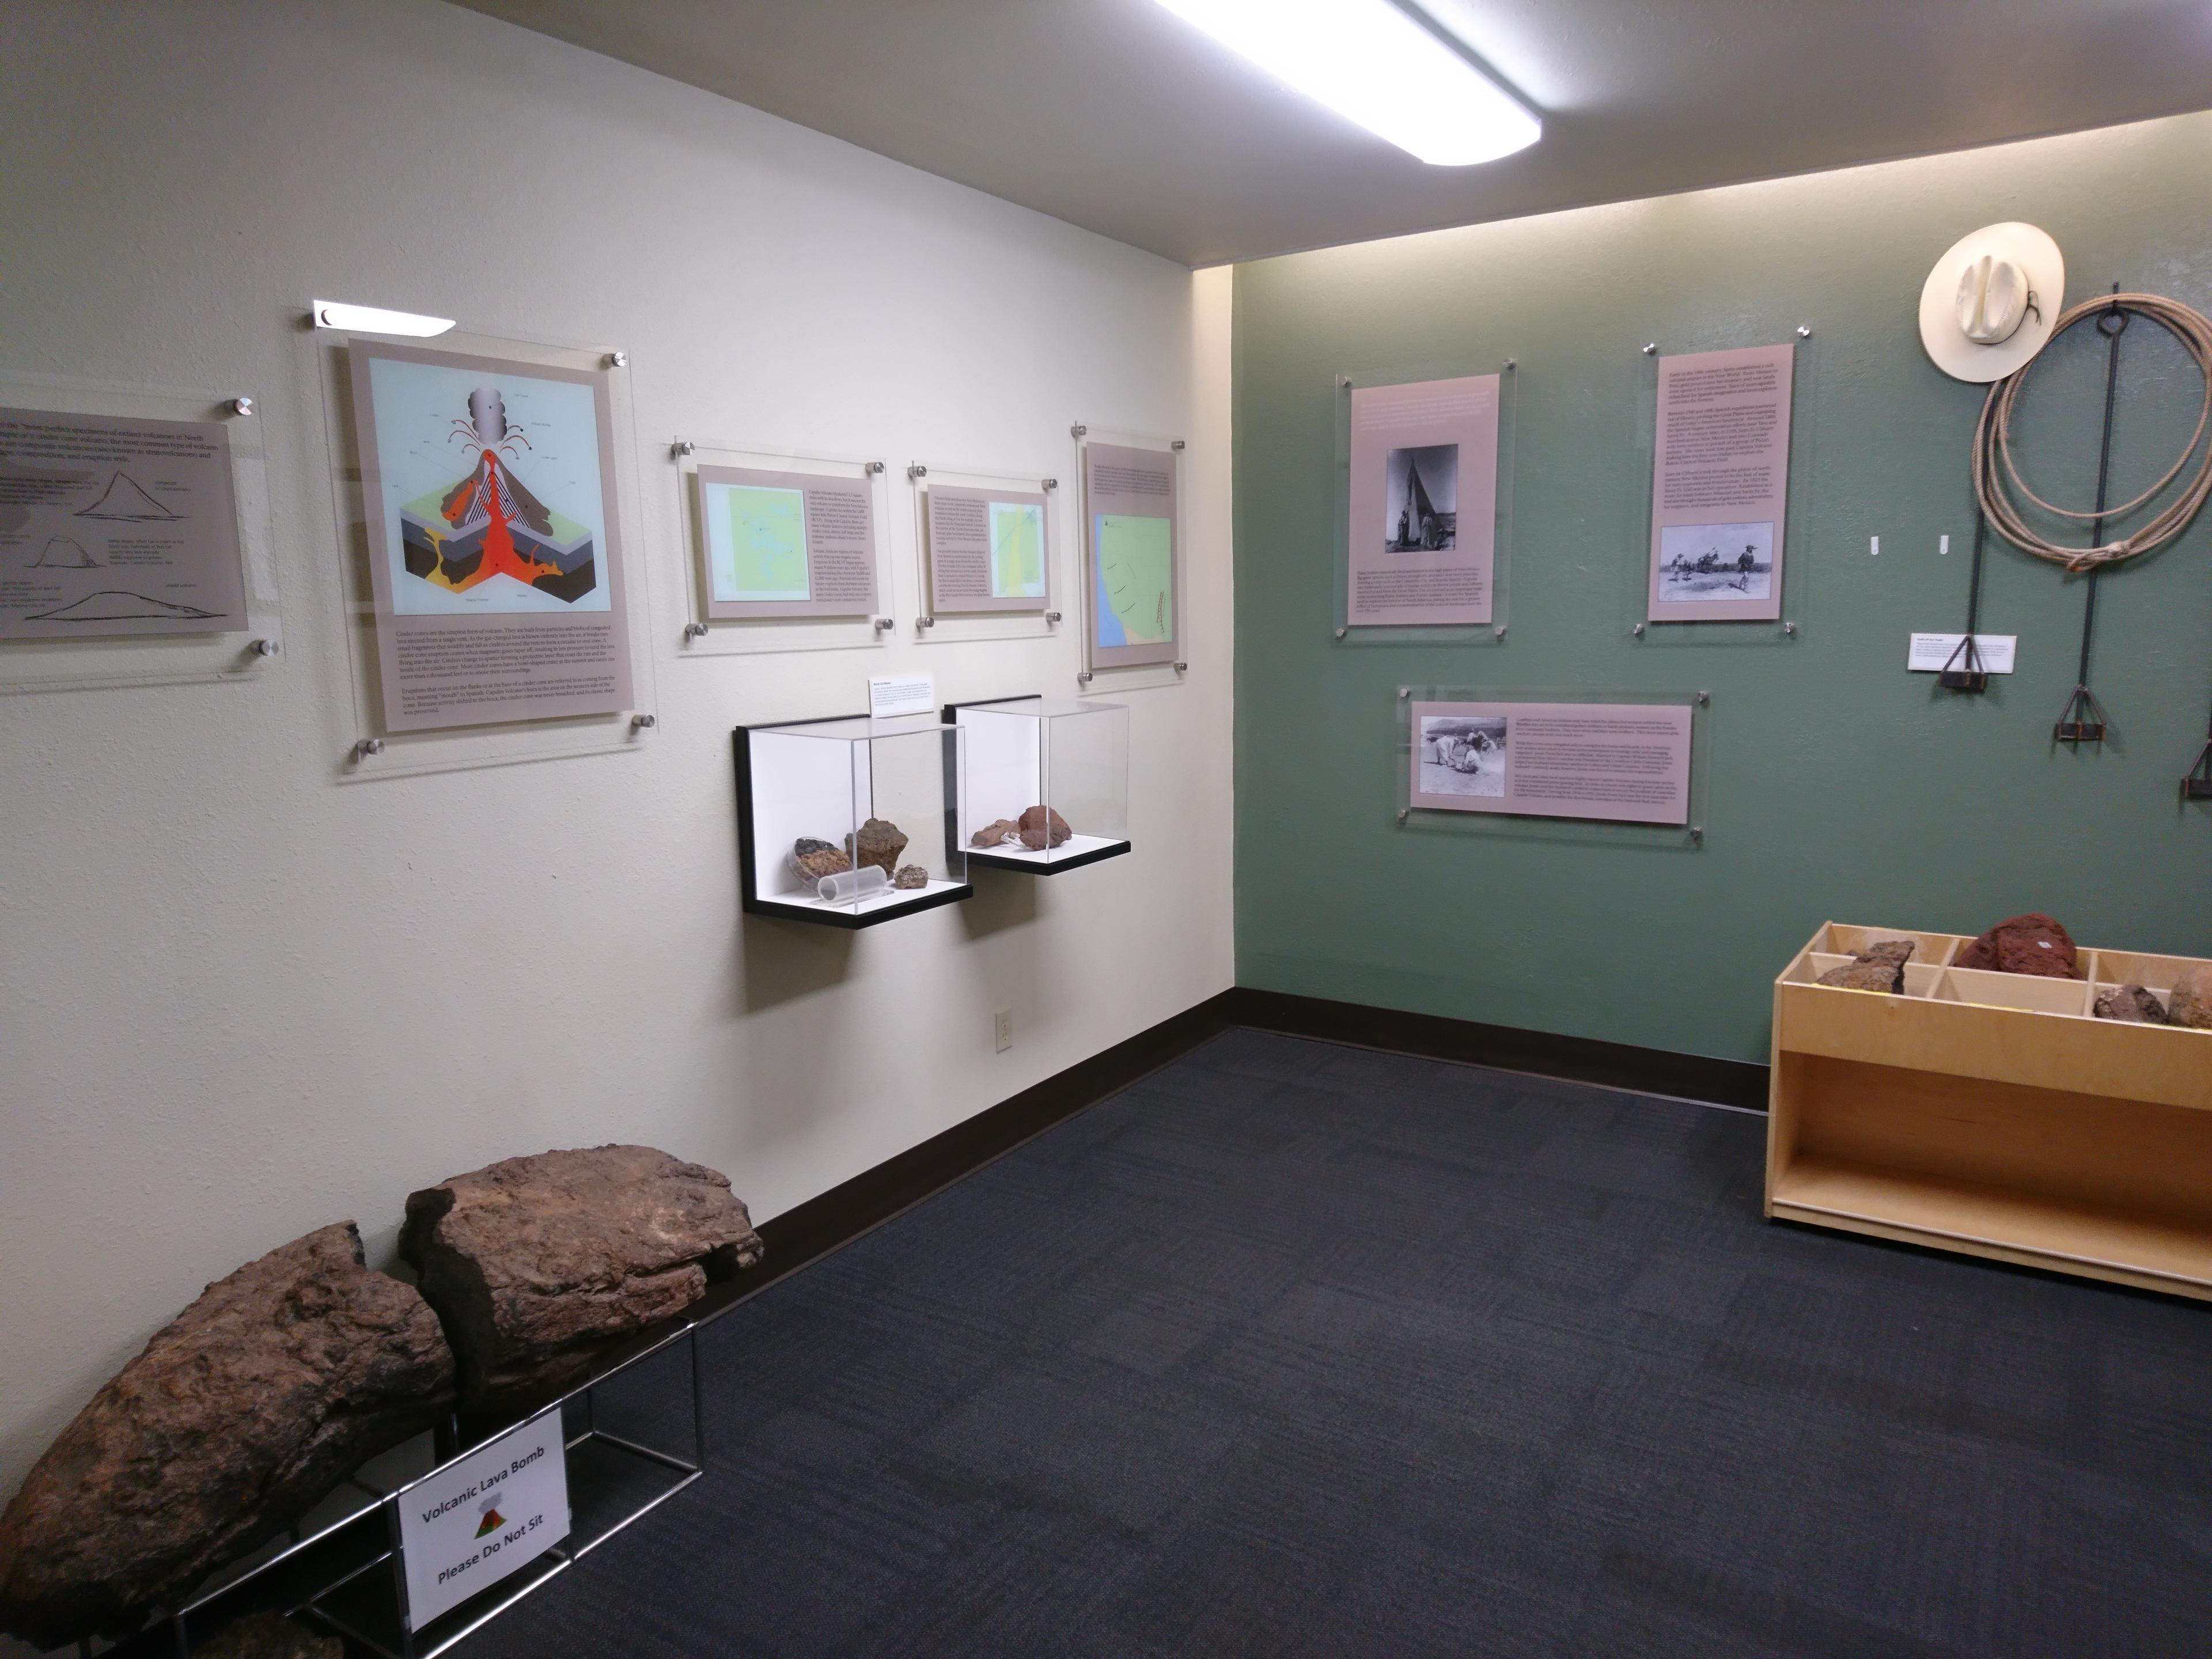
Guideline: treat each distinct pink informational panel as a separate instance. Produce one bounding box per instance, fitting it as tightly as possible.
[1409,699,1693,826]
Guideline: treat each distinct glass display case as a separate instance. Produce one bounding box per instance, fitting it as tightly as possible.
[945,696,1130,873]
[732,714,969,926]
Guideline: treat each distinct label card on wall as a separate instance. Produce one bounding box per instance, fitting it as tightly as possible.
[1646,344,1794,623]
[1345,375,1500,626]
[1907,632,2016,673]
[924,481,1051,615]
[399,1410,569,1630]
[868,672,936,719]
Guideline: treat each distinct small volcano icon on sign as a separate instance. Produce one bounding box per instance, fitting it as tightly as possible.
[77,471,183,522]
[474,1506,506,1538]
[32,536,99,569]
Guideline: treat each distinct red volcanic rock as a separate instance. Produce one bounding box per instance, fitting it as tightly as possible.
[1017,805,1071,850]
[0,1225,454,1649]
[1956,914,2079,979]
[401,1145,763,1411]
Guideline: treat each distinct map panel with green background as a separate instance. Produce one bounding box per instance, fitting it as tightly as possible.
[711,482,809,602]
[988,501,1046,599]
[1092,513,1173,646]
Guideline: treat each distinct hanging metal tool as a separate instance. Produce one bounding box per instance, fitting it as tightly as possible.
[1938,506,1993,692]
[2052,288,2126,743]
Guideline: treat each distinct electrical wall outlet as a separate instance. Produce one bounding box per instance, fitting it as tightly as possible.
[993,1008,1013,1053]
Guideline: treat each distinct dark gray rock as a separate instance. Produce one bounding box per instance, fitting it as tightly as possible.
[199,1611,344,1659]
[0,1225,454,1649]
[2093,983,2168,1023]
[400,1145,763,1411]
[1816,939,1914,994]
[848,817,908,875]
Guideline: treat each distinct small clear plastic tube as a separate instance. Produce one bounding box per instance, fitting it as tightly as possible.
[817,864,889,905]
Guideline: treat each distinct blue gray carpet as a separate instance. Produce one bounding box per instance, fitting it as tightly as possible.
[465,1030,2212,1657]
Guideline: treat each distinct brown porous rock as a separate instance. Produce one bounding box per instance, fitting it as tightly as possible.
[893,864,928,889]
[1017,805,1072,850]
[1816,939,1915,994]
[970,818,1020,849]
[1956,913,2080,979]
[789,840,851,892]
[400,1145,763,1411]
[2093,983,2169,1024]
[0,1225,454,1649]
[2167,965,2212,1031]
[847,817,908,876]
[199,1611,344,1659]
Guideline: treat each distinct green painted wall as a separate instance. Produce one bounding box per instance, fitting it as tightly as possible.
[1233,112,2212,1065]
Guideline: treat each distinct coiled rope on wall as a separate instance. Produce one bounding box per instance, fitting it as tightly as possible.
[1972,291,2212,571]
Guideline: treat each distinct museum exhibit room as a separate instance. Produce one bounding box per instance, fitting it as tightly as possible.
[9,1,2212,1654]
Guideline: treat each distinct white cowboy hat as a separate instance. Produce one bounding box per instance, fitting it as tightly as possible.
[1919,222,2066,382]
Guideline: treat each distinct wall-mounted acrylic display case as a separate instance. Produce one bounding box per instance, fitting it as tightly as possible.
[733,714,969,927]
[945,696,1130,873]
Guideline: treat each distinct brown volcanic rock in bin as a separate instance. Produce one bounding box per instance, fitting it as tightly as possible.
[200,1611,344,1659]
[2168,965,2212,1031]
[1816,939,1914,993]
[847,816,908,876]
[1955,913,2079,979]
[2094,983,2169,1024]
[0,1224,454,1649]
[400,1145,764,1412]
[1018,805,1071,850]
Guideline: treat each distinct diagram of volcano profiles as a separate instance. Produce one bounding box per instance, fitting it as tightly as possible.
[32,536,99,569]
[76,471,184,522]
[27,590,222,623]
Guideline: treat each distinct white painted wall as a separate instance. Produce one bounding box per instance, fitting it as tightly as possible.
[0,0,1235,1562]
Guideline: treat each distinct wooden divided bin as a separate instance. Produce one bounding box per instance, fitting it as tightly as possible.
[1767,922,2212,1299]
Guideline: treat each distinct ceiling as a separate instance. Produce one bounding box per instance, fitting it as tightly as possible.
[451,0,2212,267]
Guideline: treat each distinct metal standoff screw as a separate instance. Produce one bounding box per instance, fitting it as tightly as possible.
[1335,627,1347,640]
[1783,620,1798,635]
[229,396,254,418]
[354,738,385,759]
[251,638,279,658]
[907,464,927,480]
[1504,358,1517,371]
[1494,625,1506,640]
[1690,825,1705,844]
[671,440,695,458]
[1643,343,1658,355]
[1633,622,1646,637]
[1338,375,1353,388]
[1046,610,1063,623]
[1397,687,1410,700]
[863,461,885,476]
[605,350,628,369]
[631,713,656,730]
[916,616,935,630]
[1173,661,1188,671]
[1397,808,1409,824]
[873,616,893,630]
[1042,478,1058,492]
[1070,423,1088,439]
[1796,324,1813,339]
[1696,690,1710,706]
[1076,669,1094,683]
[1171,440,1186,452]
[683,621,709,639]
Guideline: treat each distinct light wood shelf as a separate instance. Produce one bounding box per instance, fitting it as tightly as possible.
[1767,921,2212,1301]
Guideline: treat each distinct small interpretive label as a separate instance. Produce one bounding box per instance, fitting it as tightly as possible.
[868,672,937,719]
[399,1411,569,1630]
[1907,632,2016,673]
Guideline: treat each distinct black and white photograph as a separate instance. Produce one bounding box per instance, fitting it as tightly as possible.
[1418,713,1506,797]
[1383,442,1459,552]
[1658,520,1774,602]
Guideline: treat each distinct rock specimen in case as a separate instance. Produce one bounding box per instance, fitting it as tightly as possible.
[847,817,908,876]
[1018,805,1071,850]
[789,837,851,892]
[1956,913,2079,979]
[199,1612,344,1659]
[401,1145,764,1412]
[2094,983,2169,1024]
[2167,965,2212,1031]
[970,818,1020,849]
[0,1224,454,1649]
[1816,939,1914,993]
[893,864,927,889]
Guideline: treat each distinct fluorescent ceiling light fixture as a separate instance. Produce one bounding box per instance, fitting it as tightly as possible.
[1152,0,1539,166]
[310,299,456,336]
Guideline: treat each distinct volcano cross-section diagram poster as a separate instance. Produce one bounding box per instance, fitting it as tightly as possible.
[349,342,633,732]
[1346,375,1499,627]
[0,406,247,640]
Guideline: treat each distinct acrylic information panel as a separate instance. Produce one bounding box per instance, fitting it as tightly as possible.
[0,369,281,694]
[1078,430,1183,676]
[946,696,1130,873]
[910,462,1065,647]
